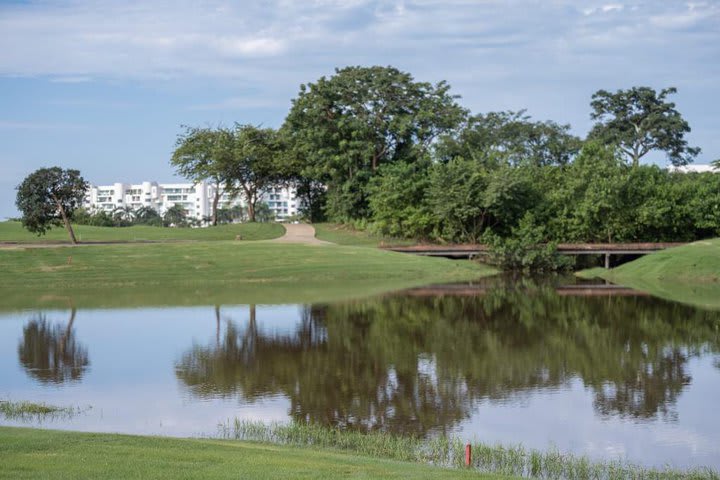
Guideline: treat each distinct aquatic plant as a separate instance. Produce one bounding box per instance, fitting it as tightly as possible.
[0,400,86,422]
[219,419,719,480]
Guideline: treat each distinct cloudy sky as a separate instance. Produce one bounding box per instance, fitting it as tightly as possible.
[1,0,719,218]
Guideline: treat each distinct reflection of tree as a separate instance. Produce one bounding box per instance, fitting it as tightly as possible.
[175,280,720,436]
[18,309,90,384]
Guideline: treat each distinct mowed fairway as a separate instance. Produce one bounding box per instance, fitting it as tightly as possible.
[0,428,506,480]
[0,241,495,308]
[0,221,285,243]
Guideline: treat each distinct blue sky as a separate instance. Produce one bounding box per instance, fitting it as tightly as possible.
[1,0,719,219]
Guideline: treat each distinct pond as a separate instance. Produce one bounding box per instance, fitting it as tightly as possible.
[1,276,719,470]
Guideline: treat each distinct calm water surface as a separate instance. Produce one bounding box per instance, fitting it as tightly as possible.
[1,276,719,469]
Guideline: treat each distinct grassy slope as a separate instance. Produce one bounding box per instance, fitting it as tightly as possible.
[313,223,414,247]
[0,427,505,480]
[0,242,495,309]
[0,221,285,243]
[577,239,720,309]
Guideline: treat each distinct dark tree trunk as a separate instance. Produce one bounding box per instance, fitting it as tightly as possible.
[247,201,256,222]
[212,188,221,226]
[55,199,78,244]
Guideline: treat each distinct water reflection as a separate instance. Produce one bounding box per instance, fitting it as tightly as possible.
[176,278,720,436]
[18,309,90,384]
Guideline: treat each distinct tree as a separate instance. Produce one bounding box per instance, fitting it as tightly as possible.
[226,124,283,222]
[163,204,188,227]
[15,167,88,244]
[134,206,163,226]
[283,65,466,221]
[589,86,700,167]
[438,110,581,167]
[171,126,234,226]
[112,205,135,226]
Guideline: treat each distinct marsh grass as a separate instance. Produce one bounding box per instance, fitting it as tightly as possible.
[0,400,86,423]
[220,420,719,480]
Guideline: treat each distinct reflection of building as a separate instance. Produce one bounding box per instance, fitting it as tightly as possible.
[83,181,300,221]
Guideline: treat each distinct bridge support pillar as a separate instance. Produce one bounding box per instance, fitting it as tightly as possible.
[604,253,610,269]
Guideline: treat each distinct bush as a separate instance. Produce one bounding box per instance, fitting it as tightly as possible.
[484,215,573,272]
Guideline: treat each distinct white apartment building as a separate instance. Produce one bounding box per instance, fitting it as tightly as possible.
[83,181,301,222]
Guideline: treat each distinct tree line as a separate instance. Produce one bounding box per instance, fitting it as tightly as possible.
[15,65,719,252]
[171,66,718,248]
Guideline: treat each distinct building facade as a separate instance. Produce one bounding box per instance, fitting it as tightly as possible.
[83,181,301,222]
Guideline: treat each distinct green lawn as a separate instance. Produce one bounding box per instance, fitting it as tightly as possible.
[0,427,504,480]
[0,241,495,309]
[313,223,414,247]
[577,238,720,309]
[0,221,285,243]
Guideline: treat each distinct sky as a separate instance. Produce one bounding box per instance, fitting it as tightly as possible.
[1,0,719,219]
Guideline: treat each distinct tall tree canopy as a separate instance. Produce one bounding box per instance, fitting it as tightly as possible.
[283,65,466,221]
[589,86,700,167]
[438,110,582,167]
[227,124,284,222]
[171,126,235,226]
[15,167,88,244]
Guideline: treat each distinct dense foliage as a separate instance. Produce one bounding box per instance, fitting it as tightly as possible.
[15,167,88,243]
[276,68,718,261]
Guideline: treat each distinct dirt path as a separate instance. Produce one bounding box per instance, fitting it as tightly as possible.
[271,224,333,245]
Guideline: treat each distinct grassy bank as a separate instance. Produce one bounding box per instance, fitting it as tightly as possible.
[0,241,495,309]
[577,239,720,309]
[0,427,502,480]
[0,221,285,243]
[313,223,413,247]
[221,420,717,480]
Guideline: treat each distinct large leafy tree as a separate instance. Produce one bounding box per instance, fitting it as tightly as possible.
[589,86,700,167]
[171,126,235,226]
[226,124,283,222]
[15,167,88,244]
[438,110,581,167]
[283,65,466,221]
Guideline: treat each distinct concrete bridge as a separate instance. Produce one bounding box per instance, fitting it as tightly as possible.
[384,243,686,268]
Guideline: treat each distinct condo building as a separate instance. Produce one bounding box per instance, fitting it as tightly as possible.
[83,181,301,222]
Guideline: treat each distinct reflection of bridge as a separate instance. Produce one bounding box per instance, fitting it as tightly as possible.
[385,243,686,267]
[399,283,649,298]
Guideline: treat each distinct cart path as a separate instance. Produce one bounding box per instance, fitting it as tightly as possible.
[271,224,334,245]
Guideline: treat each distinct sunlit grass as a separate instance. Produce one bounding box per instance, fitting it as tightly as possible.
[0,241,495,310]
[0,220,285,243]
[313,223,414,247]
[577,239,720,310]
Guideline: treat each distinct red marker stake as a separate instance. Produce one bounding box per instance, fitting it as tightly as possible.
[465,443,472,467]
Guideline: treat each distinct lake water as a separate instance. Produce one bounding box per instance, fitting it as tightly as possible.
[1,276,719,470]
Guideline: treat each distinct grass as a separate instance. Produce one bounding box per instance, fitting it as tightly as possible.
[313,223,414,247]
[219,420,718,480]
[577,239,720,309]
[0,427,504,480]
[0,220,285,243]
[0,241,495,309]
[0,400,82,422]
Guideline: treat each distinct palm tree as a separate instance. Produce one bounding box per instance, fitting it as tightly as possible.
[163,203,188,227]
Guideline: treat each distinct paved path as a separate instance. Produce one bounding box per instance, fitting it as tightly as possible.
[271,223,333,245]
